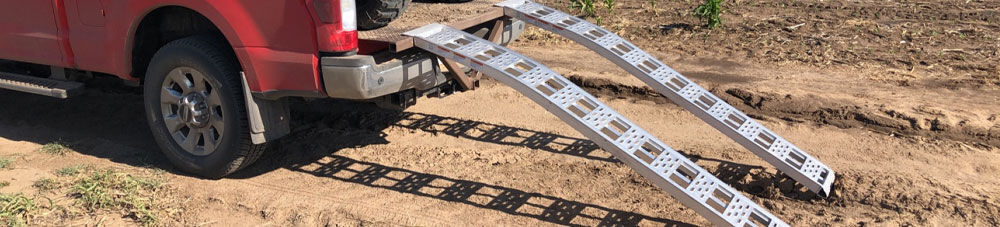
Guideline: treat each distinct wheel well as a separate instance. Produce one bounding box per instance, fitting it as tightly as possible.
[131,6,235,81]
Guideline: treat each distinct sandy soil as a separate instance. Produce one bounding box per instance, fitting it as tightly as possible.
[2,0,999,226]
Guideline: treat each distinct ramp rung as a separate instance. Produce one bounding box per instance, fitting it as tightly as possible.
[405,24,788,227]
[496,0,835,197]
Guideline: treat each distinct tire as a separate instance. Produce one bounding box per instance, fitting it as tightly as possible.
[143,35,265,179]
[357,0,410,30]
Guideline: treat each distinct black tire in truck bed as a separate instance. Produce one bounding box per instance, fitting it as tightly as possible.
[359,0,505,53]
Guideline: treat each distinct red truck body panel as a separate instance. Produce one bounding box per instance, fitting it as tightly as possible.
[0,0,329,95]
[0,0,67,67]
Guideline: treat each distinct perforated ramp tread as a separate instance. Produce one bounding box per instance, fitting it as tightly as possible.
[405,24,789,227]
[0,72,83,99]
[496,0,835,197]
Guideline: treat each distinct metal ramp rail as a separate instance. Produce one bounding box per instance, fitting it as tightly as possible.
[405,24,788,227]
[496,0,835,197]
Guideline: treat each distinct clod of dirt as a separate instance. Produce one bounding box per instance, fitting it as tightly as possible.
[566,75,670,104]
[719,88,1000,148]
[565,67,1000,148]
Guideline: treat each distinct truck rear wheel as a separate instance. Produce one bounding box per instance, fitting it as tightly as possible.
[143,36,265,178]
[357,0,410,30]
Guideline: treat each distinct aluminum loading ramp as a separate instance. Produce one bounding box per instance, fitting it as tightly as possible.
[405,24,788,227]
[496,0,835,197]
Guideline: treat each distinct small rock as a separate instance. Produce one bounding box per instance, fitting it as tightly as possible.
[930,117,951,131]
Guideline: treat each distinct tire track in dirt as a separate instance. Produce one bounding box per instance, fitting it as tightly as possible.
[567,75,1000,148]
[719,87,1000,148]
[559,76,1000,225]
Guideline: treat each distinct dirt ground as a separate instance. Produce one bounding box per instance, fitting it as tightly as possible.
[2,0,1000,226]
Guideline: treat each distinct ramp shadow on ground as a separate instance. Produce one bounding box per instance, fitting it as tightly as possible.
[287,154,694,226]
[236,98,697,225]
[0,82,782,225]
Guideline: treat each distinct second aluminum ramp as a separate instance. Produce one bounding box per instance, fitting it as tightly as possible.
[405,24,788,227]
[496,0,835,197]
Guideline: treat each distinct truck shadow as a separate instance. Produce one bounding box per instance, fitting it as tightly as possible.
[0,85,778,224]
[235,99,699,225]
[0,87,166,169]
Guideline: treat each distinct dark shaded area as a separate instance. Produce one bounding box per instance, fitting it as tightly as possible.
[566,70,754,105]
[0,84,702,225]
[286,154,694,226]
[658,23,693,34]
[232,99,700,225]
[0,78,165,169]
[393,112,612,162]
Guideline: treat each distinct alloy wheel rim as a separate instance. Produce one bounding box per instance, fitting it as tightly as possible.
[160,67,225,156]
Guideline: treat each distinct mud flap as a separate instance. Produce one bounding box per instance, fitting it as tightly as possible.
[241,72,290,144]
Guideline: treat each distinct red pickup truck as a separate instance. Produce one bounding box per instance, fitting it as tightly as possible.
[0,0,522,178]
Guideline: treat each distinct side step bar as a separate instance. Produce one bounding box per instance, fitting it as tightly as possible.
[0,71,83,99]
[496,0,835,197]
[405,24,788,227]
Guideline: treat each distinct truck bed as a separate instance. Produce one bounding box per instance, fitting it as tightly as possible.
[359,0,505,53]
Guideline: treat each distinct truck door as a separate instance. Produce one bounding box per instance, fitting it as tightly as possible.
[0,0,67,67]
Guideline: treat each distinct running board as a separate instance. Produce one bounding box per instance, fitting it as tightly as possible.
[496,0,835,197]
[0,71,83,99]
[405,24,788,227]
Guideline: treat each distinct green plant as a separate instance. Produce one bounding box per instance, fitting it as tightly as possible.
[693,0,724,28]
[56,165,87,177]
[569,0,597,17]
[569,0,615,24]
[32,178,58,191]
[38,142,69,155]
[0,194,35,226]
[0,181,9,189]
[0,157,12,169]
